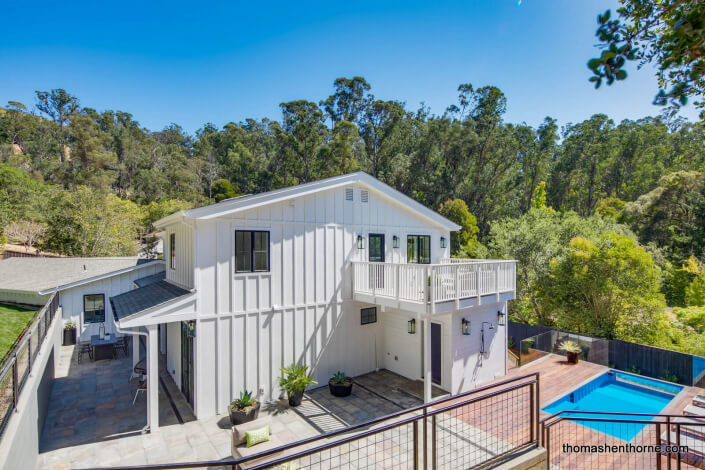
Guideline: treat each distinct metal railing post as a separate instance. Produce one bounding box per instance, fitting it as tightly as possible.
[413,420,419,470]
[657,422,662,470]
[11,357,18,412]
[676,423,681,469]
[535,373,540,445]
[431,414,437,470]
[530,382,535,444]
[667,416,672,470]
[423,407,428,470]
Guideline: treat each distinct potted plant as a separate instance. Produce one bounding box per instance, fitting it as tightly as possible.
[228,390,260,425]
[559,340,581,364]
[279,363,317,407]
[63,321,76,346]
[328,371,353,397]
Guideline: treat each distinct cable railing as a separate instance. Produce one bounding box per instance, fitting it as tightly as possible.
[0,293,59,437]
[542,410,705,470]
[352,260,516,309]
[78,372,539,470]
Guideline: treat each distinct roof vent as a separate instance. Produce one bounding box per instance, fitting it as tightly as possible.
[360,190,369,203]
[345,187,354,201]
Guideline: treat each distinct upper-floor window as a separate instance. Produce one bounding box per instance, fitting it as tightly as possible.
[170,233,176,270]
[84,294,105,324]
[407,235,431,264]
[235,231,270,273]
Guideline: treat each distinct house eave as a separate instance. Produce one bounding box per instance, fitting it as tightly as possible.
[37,260,165,295]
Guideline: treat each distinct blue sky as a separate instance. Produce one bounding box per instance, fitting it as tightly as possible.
[0,0,698,134]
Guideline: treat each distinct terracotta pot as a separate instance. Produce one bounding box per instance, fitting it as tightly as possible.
[229,401,260,425]
[288,390,304,407]
[329,380,353,397]
[566,351,579,364]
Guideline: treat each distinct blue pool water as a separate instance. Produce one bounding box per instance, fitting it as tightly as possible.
[543,371,683,441]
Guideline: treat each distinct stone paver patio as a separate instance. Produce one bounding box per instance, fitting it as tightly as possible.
[37,344,446,469]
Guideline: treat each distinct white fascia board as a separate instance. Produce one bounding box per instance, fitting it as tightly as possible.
[37,260,165,295]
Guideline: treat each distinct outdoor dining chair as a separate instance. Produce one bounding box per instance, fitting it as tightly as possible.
[77,341,93,363]
[114,336,128,357]
[132,377,146,405]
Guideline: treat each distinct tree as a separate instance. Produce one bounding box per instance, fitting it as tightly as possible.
[588,1,705,117]
[683,256,705,306]
[35,89,79,161]
[438,199,480,256]
[4,220,46,250]
[211,178,238,202]
[278,100,327,183]
[320,77,372,125]
[541,233,665,342]
[43,186,141,256]
[0,102,32,149]
[530,182,548,209]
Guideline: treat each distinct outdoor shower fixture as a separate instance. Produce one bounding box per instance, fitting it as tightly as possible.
[480,321,494,354]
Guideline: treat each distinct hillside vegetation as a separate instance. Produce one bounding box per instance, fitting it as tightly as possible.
[1,79,704,354]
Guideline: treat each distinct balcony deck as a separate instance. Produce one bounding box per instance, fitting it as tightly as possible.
[352,258,516,314]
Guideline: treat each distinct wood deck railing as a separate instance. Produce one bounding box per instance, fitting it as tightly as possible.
[352,259,516,311]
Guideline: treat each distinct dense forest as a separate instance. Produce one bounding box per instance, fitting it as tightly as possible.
[1,78,705,356]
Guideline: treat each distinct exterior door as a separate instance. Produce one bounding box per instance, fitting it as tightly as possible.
[369,234,385,289]
[431,322,442,385]
[181,321,195,409]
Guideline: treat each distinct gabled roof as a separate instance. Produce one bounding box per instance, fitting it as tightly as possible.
[0,257,164,295]
[110,280,191,321]
[154,171,461,231]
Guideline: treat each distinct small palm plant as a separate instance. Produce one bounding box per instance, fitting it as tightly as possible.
[279,363,317,406]
[559,340,582,364]
[330,371,350,384]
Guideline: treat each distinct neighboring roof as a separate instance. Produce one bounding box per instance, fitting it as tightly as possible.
[109,280,191,321]
[133,271,166,288]
[0,257,164,294]
[154,171,461,231]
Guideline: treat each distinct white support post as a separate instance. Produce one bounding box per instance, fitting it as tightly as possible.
[423,317,432,403]
[132,329,140,370]
[430,268,436,315]
[147,324,159,433]
[454,265,460,310]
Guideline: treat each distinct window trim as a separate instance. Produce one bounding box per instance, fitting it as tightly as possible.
[235,230,271,273]
[169,233,176,270]
[407,234,431,264]
[83,293,106,324]
[361,306,377,325]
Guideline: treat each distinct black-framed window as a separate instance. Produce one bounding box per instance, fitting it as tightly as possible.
[235,231,270,272]
[170,233,176,270]
[361,307,377,325]
[84,294,105,324]
[407,235,431,264]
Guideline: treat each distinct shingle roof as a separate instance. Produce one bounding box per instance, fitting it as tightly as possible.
[0,257,161,293]
[110,280,191,321]
[133,271,166,288]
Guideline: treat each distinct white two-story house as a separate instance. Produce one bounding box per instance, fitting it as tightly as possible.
[108,171,516,432]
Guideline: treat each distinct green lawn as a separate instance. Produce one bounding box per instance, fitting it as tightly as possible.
[0,304,38,363]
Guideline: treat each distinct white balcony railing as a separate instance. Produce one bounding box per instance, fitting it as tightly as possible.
[352,259,516,310]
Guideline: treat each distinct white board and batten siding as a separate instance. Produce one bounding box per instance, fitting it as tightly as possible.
[60,263,165,341]
[164,223,195,290]
[186,184,451,417]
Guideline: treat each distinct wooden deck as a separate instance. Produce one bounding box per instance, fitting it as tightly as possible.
[496,354,705,469]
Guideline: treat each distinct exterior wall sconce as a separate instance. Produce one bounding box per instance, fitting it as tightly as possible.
[440,237,447,249]
[393,235,399,248]
[461,318,471,335]
[407,318,416,334]
[497,310,506,326]
[357,235,364,249]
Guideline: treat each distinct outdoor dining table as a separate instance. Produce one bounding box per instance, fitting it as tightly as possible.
[90,334,117,361]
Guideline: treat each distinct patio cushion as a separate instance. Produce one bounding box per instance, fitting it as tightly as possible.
[233,417,273,446]
[246,425,270,448]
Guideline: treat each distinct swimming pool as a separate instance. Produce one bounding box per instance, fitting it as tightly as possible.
[542,370,683,441]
